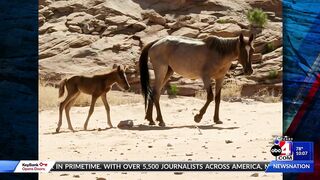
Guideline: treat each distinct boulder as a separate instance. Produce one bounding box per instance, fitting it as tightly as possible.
[262,47,282,61]
[104,15,146,34]
[142,10,167,25]
[241,83,282,97]
[171,27,199,38]
[247,0,282,17]
[66,12,105,34]
[72,48,98,58]
[135,25,168,46]
[68,25,82,33]
[117,120,134,129]
[251,53,262,64]
[202,23,242,37]
[39,14,46,27]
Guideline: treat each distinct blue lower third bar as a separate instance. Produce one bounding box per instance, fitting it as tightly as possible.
[0,161,19,173]
[266,160,314,173]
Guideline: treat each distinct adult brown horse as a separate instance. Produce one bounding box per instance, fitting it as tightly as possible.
[139,34,254,127]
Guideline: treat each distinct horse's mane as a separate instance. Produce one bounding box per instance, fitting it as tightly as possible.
[204,36,239,56]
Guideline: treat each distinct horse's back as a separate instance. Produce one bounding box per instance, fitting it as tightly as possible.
[155,36,205,47]
[149,36,209,79]
[66,75,102,95]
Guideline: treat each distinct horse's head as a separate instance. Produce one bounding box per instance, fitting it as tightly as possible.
[238,33,254,75]
[115,65,130,91]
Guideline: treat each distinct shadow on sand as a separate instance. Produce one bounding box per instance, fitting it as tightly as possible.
[48,124,239,134]
[45,127,113,135]
[122,124,239,131]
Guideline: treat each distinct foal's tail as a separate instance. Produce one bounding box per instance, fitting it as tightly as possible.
[58,78,67,98]
[139,40,158,109]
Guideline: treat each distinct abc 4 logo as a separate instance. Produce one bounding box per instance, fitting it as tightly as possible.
[270,141,293,161]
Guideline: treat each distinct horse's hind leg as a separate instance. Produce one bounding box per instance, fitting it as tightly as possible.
[194,77,213,123]
[145,98,155,125]
[152,65,168,127]
[65,92,80,132]
[56,89,75,133]
[83,95,98,130]
[162,67,174,91]
[213,78,223,124]
[145,67,173,126]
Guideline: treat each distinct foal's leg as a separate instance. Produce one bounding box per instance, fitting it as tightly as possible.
[65,92,80,132]
[83,95,99,130]
[56,89,77,133]
[213,78,224,124]
[101,92,113,128]
[194,77,213,123]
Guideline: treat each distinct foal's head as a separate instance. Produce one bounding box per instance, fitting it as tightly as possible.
[238,33,254,75]
[115,65,130,91]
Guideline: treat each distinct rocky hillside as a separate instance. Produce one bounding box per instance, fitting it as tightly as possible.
[39,0,282,97]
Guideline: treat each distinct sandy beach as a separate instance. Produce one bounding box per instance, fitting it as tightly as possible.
[39,93,282,179]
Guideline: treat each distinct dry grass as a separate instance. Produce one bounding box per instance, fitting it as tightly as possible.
[195,82,281,103]
[195,82,242,101]
[39,80,281,111]
[252,88,282,103]
[221,82,242,101]
[39,84,59,110]
[39,83,142,111]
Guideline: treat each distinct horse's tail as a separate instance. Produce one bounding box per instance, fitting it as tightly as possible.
[58,78,67,98]
[139,39,158,109]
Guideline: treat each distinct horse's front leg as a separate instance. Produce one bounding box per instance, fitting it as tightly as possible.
[83,95,98,130]
[213,78,223,124]
[194,78,213,123]
[101,93,113,128]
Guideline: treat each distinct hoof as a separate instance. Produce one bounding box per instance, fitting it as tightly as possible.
[158,121,166,127]
[194,114,202,123]
[149,121,156,125]
[214,120,223,124]
[55,128,60,133]
[68,126,75,132]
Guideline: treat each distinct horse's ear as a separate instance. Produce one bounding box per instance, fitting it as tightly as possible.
[239,33,244,44]
[113,64,118,69]
[249,34,254,43]
[117,65,121,71]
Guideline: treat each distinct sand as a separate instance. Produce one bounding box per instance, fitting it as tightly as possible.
[39,93,282,179]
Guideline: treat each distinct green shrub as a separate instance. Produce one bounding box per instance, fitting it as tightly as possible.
[246,8,268,28]
[216,19,229,24]
[268,69,279,79]
[168,84,179,97]
[266,42,275,53]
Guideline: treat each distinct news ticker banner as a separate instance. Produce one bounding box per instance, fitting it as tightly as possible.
[0,138,313,173]
[0,161,269,173]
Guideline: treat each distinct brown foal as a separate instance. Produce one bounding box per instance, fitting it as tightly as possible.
[56,65,130,133]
